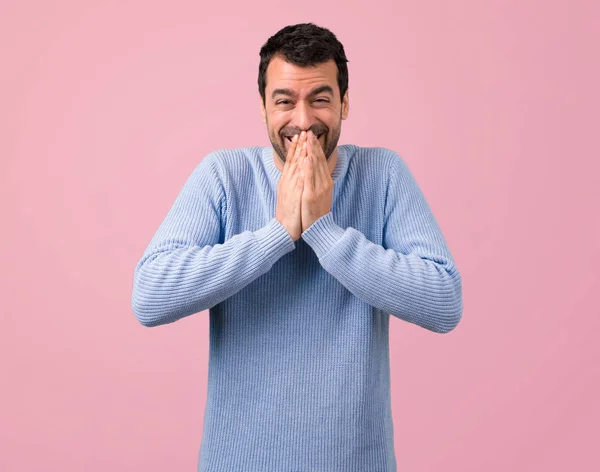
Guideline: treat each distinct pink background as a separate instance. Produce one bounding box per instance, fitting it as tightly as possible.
[2,1,599,470]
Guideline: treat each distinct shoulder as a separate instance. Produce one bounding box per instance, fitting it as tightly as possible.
[199,146,263,177]
[189,146,263,187]
[345,144,411,178]
[195,146,259,172]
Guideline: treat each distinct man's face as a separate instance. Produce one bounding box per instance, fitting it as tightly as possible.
[260,55,349,165]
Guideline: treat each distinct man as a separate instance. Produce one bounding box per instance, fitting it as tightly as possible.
[131,22,462,472]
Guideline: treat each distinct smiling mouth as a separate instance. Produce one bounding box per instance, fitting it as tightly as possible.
[284,134,324,143]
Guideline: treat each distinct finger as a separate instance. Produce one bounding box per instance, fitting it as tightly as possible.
[297,140,308,182]
[308,131,323,161]
[295,132,307,162]
[290,134,307,174]
[313,131,326,162]
[285,135,298,167]
[304,145,314,190]
[283,134,299,171]
[297,147,306,189]
[307,134,324,186]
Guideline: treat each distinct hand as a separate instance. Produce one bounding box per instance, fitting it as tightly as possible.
[301,130,334,233]
[275,131,308,241]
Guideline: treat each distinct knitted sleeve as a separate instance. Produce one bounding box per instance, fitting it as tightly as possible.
[300,153,463,333]
[131,153,295,327]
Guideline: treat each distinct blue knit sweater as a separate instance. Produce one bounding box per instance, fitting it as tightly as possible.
[131,143,463,471]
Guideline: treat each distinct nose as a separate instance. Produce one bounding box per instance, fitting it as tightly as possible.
[290,100,314,134]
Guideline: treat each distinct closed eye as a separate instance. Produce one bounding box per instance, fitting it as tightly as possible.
[276,98,330,105]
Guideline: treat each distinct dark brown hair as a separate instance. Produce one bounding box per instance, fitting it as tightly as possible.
[258,23,349,106]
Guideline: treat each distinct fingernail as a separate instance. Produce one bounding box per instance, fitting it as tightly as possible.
[293,134,298,141]
[301,131,306,139]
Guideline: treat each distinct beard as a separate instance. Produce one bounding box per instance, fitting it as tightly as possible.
[268,119,342,165]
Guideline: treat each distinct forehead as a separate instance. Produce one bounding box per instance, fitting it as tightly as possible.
[266,56,338,97]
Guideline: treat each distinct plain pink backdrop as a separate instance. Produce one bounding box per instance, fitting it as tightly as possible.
[2,1,599,470]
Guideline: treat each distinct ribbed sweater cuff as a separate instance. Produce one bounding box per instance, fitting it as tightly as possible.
[255,217,297,262]
[301,212,346,258]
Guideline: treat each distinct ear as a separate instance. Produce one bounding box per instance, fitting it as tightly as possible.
[341,89,349,120]
[259,95,266,123]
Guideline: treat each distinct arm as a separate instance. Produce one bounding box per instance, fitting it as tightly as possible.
[301,152,463,333]
[131,152,295,327]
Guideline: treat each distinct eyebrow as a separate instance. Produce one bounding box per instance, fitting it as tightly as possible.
[271,85,334,100]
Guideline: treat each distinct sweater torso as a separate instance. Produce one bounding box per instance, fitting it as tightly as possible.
[132,143,463,472]
[199,144,397,471]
